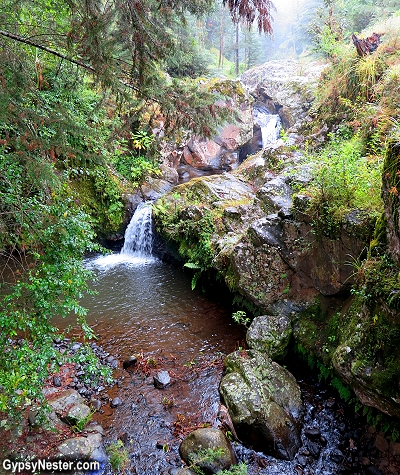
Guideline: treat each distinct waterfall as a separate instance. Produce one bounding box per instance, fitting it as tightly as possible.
[253,106,282,147]
[87,201,156,269]
[121,202,153,257]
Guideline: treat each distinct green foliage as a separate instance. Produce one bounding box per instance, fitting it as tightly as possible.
[106,440,130,472]
[232,294,261,317]
[232,310,250,328]
[352,254,400,308]
[331,376,353,402]
[217,464,248,475]
[182,447,247,475]
[0,188,113,419]
[71,408,95,433]
[305,132,383,236]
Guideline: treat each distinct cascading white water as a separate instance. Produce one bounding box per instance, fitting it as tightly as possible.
[253,107,282,147]
[121,202,153,257]
[87,201,156,269]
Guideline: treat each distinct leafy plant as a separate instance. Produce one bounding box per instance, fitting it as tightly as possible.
[232,311,251,328]
[71,409,95,433]
[179,447,247,475]
[106,440,130,472]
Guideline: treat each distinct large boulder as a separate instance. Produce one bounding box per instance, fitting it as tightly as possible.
[179,428,237,474]
[246,315,292,360]
[219,350,304,460]
[47,389,91,426]
[331,297,400,418]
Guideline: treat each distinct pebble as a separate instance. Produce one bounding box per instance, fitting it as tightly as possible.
[304,427,321,439]
[110,397,123,408]
[308,441,321,458]
[330,449,344,463]
[154,370,171,389]
[374,434,389,453]
[53,376,62,387]
[123,355,138,370]
[90,399,102,411]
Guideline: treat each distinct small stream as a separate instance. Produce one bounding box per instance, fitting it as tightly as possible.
[57,202,377,475]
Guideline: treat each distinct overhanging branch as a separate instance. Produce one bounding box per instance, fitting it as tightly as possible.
[0,29,144,94]
[0,29,96,72]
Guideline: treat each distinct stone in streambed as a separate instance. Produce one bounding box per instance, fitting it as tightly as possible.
[53,376,62,387]
[110,397,123,408]
[179,428,237,474]
[219,349,304,461]
[304,427,321,440]
[123,355,138,370]
[154,370,171,389]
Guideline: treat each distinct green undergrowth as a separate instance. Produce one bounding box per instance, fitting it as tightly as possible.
[68,166,125,236]
[298,17,400,240]
[298,130,383,240]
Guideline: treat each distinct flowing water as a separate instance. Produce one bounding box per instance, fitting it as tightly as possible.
[77,203,245,474]
[69,203,371,475]
[253,106,282,147]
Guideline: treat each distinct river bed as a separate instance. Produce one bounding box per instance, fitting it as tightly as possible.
[65,252,396,475]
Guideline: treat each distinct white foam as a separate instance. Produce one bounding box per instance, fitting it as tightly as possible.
[85,253,158,270]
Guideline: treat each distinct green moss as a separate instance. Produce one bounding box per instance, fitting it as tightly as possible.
[353,255,400,309]
[369,212,388,253]
[382,140,400,235]
[69,168,125,235]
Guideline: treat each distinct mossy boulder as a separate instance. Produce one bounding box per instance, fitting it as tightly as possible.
[246,315,292,360]
[219,349,304,460]
[179,428,237,474]
[331,297,400,418]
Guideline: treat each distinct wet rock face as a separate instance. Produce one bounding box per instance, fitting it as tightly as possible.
[330,298,400,418]
[179,428,237,474]
[246,315,292,360]
[219,350,304,460]
[240,60,326,131]
[382,141,400,264]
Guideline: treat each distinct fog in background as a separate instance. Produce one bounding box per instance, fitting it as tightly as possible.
[259,0,322,61]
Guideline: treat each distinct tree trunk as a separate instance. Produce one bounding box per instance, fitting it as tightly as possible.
[218,3,224,68]
[235,22,239,76]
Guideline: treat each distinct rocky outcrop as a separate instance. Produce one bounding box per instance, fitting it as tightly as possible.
[330,298,400,418]
[155,147,373,310]
[382,140,400,264]
[219,350,304,460]
[161,79,253,181]
[153,60,400,422]
[240,60,327,131]
[179,428,237,474]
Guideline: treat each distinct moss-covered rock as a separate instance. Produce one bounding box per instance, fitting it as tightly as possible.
[331,297,400,417]
[382,140,400,264]
[219,349,304,460]
[179,428,237,474]
[246,315,292,360]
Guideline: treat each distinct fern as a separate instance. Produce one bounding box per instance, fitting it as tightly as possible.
[184,262,201,270]
[331,377,352,402]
